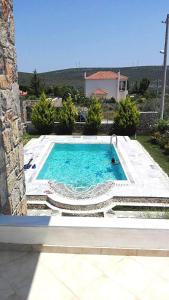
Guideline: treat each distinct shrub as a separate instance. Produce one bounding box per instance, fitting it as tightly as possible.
[164,141,169,155]
[59,95,78,133]
[159,134,169,149]
[113,97,140,136]
[85,96,103,134]
[27,95,37,100]
[151,120,169,152]
[31,92,56,134]
[153,119,169,134]
[151,131,161,144]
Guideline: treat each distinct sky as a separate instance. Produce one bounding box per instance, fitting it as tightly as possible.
[14,0,169,73]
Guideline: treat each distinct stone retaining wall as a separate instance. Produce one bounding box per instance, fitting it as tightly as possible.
[0,0,26,215]
[26,111,158,136]
[138,112,159,133]
[26,121,113,135]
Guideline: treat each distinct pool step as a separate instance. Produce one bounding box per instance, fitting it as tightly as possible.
[27,196,115,215]
[46,194,114,212]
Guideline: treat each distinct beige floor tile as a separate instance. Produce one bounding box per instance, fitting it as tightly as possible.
[1,251,169,300]
[0,274,17,300]
[80,275,136,300]
[47,254,104,297]
[158,265,169,281]
[28,264,79,300]
[85,254,124,271]
[102,257,156,295]
[134,256,169,275]
[39,252,76,271]
[139,276,169,300]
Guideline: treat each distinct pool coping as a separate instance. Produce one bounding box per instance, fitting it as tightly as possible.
[25,136,135,206]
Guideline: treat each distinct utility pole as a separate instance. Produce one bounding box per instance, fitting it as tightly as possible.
[155,79,160,111]
[161,14,169,119]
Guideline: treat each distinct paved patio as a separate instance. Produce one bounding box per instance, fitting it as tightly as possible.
[1,251,169,300]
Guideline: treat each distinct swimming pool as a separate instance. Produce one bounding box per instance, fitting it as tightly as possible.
[37,143,127,189]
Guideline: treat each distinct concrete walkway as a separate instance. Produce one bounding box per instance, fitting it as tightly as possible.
[1,251,169,300]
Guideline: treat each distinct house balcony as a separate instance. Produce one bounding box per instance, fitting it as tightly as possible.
[119,89,128,100]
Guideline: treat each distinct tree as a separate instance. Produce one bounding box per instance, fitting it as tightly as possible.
[85,96,103,134]
[139,78,150,95]
[31,92,56,134]
[59,95,78,133]
[113,97,140,136]
[53,86,62,97]
[132,81,139,94]
[30,69,41,98]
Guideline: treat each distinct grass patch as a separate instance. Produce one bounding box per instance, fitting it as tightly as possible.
[23,133,40,145]
[114,205,169,212]
[136,135,169,175]
[112,205,169,219]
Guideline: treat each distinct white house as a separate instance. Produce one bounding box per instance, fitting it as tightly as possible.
[85,71,128,101]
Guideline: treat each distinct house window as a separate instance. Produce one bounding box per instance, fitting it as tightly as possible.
[119,81,125,91]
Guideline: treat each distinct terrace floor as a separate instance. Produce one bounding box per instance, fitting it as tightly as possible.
[1,250,169,300]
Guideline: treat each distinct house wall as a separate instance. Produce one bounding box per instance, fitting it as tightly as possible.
[85,79,128,101]
[85,79,118,100]
[0,0,26,215]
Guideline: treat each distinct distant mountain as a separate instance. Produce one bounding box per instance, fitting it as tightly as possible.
[18,66,169,91]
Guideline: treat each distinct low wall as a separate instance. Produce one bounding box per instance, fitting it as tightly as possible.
[25,112,159,135]
[26,122,113,135]
[1,216,169,255]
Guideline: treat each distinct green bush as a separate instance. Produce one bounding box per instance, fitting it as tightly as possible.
[151,119,169,154]
[151,131,161,144]
[153,119,169,134]
[164,141,169,155]
[59,95,78,133]
[113,97,140,136]
[85,96,103,134]
[31,92,56,134]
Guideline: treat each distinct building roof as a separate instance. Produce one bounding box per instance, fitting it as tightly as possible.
[86,71,128,80]
[20,90,28,96]
[93,88,108,95]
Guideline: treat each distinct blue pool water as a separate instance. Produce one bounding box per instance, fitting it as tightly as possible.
[37,144,127,188]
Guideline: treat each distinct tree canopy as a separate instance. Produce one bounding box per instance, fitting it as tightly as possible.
[113,97,140,136]
[31,92,56,134]
[30,69,41,98]
[85,96,103,134]
[59,95,78,133]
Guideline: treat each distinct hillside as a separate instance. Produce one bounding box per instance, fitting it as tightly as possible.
[18,66,169,91]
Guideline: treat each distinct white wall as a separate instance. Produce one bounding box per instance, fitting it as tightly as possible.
[85,79,128,101]
[1,216,169,254]
[85,79,118,99]
[119,90,128,101]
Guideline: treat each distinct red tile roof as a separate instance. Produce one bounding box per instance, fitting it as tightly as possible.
[20,90,28,96]
[86,71,128,80]
[93,89,108,95]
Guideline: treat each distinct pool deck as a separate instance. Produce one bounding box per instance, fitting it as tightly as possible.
[24,135,169,205]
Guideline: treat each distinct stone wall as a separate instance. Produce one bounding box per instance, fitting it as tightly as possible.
[26,121,113,135]
[22,100,37,122]
[0,0,26,215]
[138,112,159,133]
[26,112,158,136]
